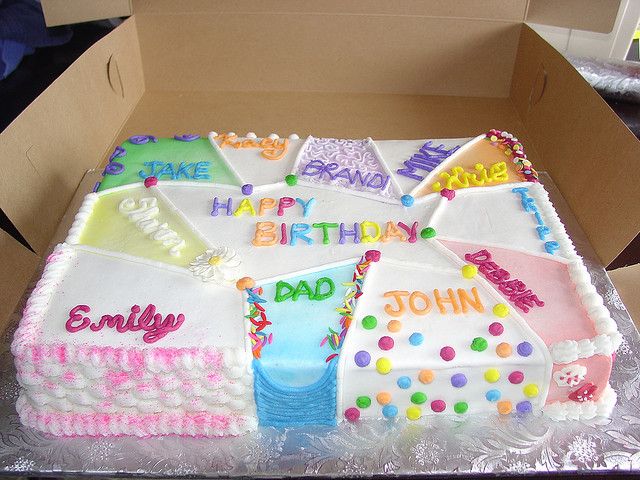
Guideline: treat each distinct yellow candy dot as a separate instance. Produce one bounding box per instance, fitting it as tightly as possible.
[377,392,392,405]
[376,357,392,375]
[387,320,402,332]
[418,369,435,384]
[461,264,478,279]
[504,149,512,156]
[496,342,512,358]
[432,182,442,192]
[523,384,539,398]
[493,303,509,318]
[406,406,422,420]
[497,400,512,415]
[484,368,500,383]
[490,135,498,142]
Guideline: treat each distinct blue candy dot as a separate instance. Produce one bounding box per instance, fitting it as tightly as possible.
[401,194,415,207]
[397,376,412,389]
[409,332,424,346]
[516,401,533,414]
[485,389,501,402]
[382,404,398,418]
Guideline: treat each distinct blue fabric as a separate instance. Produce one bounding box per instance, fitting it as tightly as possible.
[0,0,72,79]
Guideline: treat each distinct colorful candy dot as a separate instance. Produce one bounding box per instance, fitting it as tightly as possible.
[470,337,488,352]
[440,346,456,361]
[451,373,467,388]
[516,401,533,414]
[401,194,415,207]
[517,341,533,357]
[344,407,360,422]
[486,389,501,402]
[284,174,297,186]
[508,371,524,384]
[420,227,436,239]
[354,351,371,367]
[488,322,504,336]
[523,384,539,398]
[365,250,381,262]
[382,404,398,418]
[484,368,500,383]
[241,183,253,195]
[406,406,422,420]
[362,315,377,329]
[143,176,158,188]
[454,401,469,414]
[378,336,394,350]
[409,332,424,346]
[356,396,371,408]
[431,400,446,413]
[397,376,412,389]
[387,320,402,332]
[496,342,512,358]
[461,264,478,279]
[235,276,256,290]
[376,357,392,374]
[493,303,510,318]
[411,392,427,404]
[497,400,512,415]
[418,369,434,384]
[377,392,391,405]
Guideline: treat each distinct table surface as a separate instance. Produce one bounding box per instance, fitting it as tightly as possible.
[0,172,639,477]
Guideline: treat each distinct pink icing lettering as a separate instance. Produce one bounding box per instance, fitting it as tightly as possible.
[397,221,418,243]
[277,197,296,216]
[142,313,185,343]
[66,305,91,333]
[465,249,492,264]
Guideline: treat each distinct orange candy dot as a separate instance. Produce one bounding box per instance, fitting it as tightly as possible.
[376,392,392,405]
[497,400,512,415]
[387,320,402,332]
[418,369,435,384]
[496,342,513,358]
[236,276,256,290]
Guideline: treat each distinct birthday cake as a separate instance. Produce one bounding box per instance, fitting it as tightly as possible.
[12,130,621,437]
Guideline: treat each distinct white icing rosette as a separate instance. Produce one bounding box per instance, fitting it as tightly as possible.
[189,247,241,285]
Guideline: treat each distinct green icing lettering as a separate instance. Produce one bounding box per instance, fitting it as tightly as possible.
[275,281,295,302]
[275,278,335,302]
[292,280,314,301]
[314,277,335,301]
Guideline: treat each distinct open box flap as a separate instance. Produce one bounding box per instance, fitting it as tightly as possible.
[525,0,621,34]
[41,0,132,27]
[511,24,640,267]
[609,264,640,327]
[0,17,144,256]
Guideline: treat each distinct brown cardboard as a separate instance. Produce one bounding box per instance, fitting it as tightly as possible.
[0,17,144,256]
[41,0,132,27]
[511,25,640,266]
[525,0,621,34]
[609,265,640,329]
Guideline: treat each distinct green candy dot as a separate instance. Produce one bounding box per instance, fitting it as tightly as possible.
[454,401,468,414]
[362,315,377,329]
[470,337,488,352]
[420,227,436,239]
[285,174,298,186]
[356,396,371,408]
[411,392,427,405]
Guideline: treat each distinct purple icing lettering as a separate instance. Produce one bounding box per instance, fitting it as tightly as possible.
[174,134,200,142]
[396,140,460,181]
[129,135,158,145]
[109,145,126,161]
[339,222,361,244]
[211,197,233,216]
[301,160,326,177]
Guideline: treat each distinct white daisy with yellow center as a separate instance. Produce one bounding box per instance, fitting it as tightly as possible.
[188,247,241,285]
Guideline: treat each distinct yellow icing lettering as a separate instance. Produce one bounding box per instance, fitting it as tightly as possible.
[431,161,509,192]
[233,198,256,217]
[360,221,381,243]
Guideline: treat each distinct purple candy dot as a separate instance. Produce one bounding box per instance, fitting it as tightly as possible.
[517,342,533,357]
[344,407,360,422]
[431,400,446,412]
[488,322,504,336]
[516,401,532,414]
[378,336,394,351]
[174,133,200,142]
[451,373,467,388]
[241,184,254,195]
[354,351,371,367]
[508,371,524,384]
[440,346,456,361]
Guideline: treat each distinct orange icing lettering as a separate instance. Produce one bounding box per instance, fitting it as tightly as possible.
[409,291,432,315]
[216,134,289,161]
[457,287,484,313]
[258,198,277,216]
[252,221,278,246]
[383,290,409,317]
[434,288,461,314]
[380,221,407,243]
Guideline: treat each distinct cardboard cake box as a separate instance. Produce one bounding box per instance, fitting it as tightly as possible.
[1,0,640,344]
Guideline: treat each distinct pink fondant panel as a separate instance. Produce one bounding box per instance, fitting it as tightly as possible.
[546,355,612,403]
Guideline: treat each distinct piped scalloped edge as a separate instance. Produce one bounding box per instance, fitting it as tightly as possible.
[65,193,98,245]
[543,384,616,421]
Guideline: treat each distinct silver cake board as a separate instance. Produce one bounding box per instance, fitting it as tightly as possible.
[1,171,639,477]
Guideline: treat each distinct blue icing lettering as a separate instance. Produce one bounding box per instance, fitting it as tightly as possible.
[138,161,211,180]
[193,161,211,180]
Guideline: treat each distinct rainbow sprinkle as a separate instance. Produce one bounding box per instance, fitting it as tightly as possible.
[245,287,272,359]
[485,129,538,183]
[320,251,378,362]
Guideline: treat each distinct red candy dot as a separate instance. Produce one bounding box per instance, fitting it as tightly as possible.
[488,322,504,336]
[143,176,158,188]
[508,371,524,384]
[344,407,360,422]
[440,346,456,361]
[378,336,394,351]
[431,400,446,412]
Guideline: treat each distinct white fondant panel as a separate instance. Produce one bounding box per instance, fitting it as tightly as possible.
[39,248,245,349]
